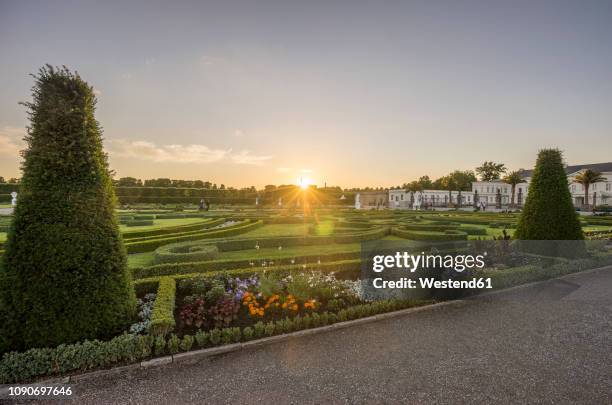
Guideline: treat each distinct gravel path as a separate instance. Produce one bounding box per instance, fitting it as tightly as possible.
[60,267,612,404]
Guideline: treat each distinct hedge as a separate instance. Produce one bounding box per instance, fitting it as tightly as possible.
[133,249,362,279]
[122,218,223,240]
[134,259,363,294]
[154,242,219,265]
[0,299,421,384]
[149,277,176,336]
[125,220,264,253]
[391,227,467,241]
[125,220,154,227]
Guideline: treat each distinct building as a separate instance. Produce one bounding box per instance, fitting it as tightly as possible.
[357,162,612,211]
[388,189,472,209]
[354,191,388,210]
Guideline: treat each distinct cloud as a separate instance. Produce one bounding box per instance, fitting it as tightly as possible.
[231,150,272,166]
[107,139,229,163]
[107,139,272,166]
[0,126,25,156]
[277,167,293,173]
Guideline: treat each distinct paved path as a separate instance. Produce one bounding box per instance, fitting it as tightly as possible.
[68,268,612,404]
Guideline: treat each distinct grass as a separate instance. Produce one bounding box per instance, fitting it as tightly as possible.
[0,233,6,243]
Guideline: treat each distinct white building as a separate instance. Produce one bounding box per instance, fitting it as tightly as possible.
[379,162,612,211]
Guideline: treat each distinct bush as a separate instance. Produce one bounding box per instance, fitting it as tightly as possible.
[149,277,176,336]
[154,242,219,264]
[514,149,584,241]
[391,227,467,241]
[167,334,179,354]
[125,220,154,227]
[195,330,209,347]
[0,66,136,352]
[180,335,194,352]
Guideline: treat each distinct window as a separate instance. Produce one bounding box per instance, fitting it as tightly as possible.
[571,185,575,193]
[593,184,597,191]
[401,194,404,200]
[606,183,611,191]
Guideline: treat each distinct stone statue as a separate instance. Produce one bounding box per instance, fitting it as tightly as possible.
[10,191,17,207]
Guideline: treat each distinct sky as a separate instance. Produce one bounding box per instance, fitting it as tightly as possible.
[0,0,611,188]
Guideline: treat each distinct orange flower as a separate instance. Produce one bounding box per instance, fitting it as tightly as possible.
[291,304,298,311]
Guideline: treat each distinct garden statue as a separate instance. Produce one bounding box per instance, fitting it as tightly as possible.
[354,193,361,209]
[198,198,205,211]
[278,197,282,208]
[10,191,17,206]
[255,196,259,206]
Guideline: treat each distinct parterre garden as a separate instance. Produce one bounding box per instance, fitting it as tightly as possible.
[2,206,612,383]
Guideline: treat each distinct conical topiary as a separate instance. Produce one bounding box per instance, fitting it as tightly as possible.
[0,66,136,352]
[514,149,583,240]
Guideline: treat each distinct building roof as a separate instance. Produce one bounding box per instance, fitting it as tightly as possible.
[519,162,612,177]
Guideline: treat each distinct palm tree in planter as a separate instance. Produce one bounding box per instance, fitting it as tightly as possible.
[503,170,525,208]
[573,169,606,209]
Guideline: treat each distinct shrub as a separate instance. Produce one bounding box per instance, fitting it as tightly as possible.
[0,66,136,352]
[149,278,176,336]
[264,322,275,336]
[195,330,209,347]
[514,149,584,241]
[243,327,254,341]
[209,329,222,345]
[180,335,194,352]
[154,242,219,264]
[167,334,180,354]
[125,220,154,227]
[154,336,166,356]
[253,322,265,338]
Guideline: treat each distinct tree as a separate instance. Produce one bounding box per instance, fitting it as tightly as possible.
[503,171,525,207]
[405,181,423,207]
[439,175,456,206]
[449,170,476,207]
[514,149,583,241]
[476,161,506,181]
[116,176,142,187]
[0,66,136,352]
[0,176,4,183]
[572,169,605,208]
[417,175,433,189]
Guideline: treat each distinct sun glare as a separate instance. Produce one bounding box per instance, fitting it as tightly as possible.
[299,177,311,189]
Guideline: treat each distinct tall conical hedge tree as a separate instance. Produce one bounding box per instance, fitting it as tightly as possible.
[514,149,583,240]
[0,66,136,352]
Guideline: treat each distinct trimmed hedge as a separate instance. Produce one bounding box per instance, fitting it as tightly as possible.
[122,218,223,240]
[149,277,176,336]
[133,249,362,279]
[125,220,154,227]
[125,220,264,253]
[391,227,467,241]
[0,299,422,384]
[134,259,363,294]
[154,242,219,264]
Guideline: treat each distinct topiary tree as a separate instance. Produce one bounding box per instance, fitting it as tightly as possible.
[514,149,584,250]
[0,66,136,352]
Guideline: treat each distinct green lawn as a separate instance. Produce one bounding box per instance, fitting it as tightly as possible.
[0,232,6,243]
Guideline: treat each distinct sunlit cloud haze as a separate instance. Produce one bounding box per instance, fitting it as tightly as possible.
[1,0,611,188]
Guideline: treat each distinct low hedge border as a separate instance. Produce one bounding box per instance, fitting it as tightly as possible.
[133,250,362,279]
[0,299,423,384]
[125,220,264,253]
[122,218,222,240]
[154,243,219,265]
[149,277,176,337]
[391,227,467,241]
[134,259,363,294]
[125,220,154,227]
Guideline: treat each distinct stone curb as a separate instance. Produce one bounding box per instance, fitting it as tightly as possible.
[9,264,608,385]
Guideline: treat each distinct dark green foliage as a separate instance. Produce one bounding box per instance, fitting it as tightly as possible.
[514,149,584,240]
[0,66,136,352]
[149,277,176,336]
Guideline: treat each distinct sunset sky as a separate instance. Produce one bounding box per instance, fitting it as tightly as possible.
[1,0,611,188]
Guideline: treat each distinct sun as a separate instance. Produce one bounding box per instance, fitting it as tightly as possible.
[298,177,312,189]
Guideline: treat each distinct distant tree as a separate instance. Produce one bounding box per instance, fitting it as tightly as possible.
[417,175,433,189]
[572,169,605,207]
[193,180,204,188]
[449,170,476,207]
[476,161,507,181]
[0,66,135,352]
[116,177,142,187]
[439,175,456,206]
[514,149,583,241]
[8,178,19,184]
[503,171,526,207]
[0,176,4,183]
